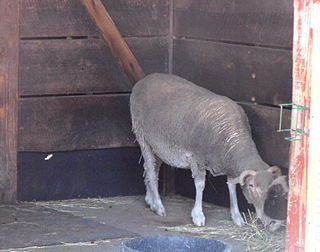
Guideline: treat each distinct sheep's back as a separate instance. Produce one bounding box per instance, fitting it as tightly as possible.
[130,73,256,172]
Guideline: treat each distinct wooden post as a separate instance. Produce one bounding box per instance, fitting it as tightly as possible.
[0,0,19,203]
[81,0,145,85]
[305,2,320,251]
[286,0,320,251]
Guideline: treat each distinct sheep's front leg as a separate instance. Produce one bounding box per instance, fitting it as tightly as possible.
[191,165,206,226]
[227,178,245,226]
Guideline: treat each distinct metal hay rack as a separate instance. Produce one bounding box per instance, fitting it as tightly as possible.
[278,103,309,141]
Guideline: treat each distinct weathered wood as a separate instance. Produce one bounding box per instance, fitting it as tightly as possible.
[305,3,320,251]
[19,37,169,96]
[241,104,290,169]
[81,0,145,84]
[174,0,293,48]
[19,39,130,96]
[286,0,320,250]
[173,39,292,106]
[0,1,19,203]
[17,148,144,201]
[20,0,169,38]
[18,95,136,152]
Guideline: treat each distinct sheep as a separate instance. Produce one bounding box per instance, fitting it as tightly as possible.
[130,73,282,228]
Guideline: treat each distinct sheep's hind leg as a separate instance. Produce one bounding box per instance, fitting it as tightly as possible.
[142,142,166,216]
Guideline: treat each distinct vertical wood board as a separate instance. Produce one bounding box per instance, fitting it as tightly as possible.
[305,3,320,251]
[286,0,314,250]
[0,0,19,203]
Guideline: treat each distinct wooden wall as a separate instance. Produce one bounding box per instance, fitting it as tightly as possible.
[18,0,170,200]
[17,0,292,202]
[172,0,293,206]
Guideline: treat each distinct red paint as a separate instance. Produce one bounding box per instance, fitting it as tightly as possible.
[285,0,316,251]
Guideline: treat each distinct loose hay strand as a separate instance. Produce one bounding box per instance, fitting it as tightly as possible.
[161,211,286,252]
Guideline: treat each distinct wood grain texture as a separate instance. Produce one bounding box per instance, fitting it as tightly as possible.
[20,0,169,38]
[17,148,144,201]
[19,37,169,96]
[305,3,320,250]
[0,0,19,202]
[241,103,290,169]
[286,0,315,250]
[81,0,145,84]
[174,0,293,48]
[18,94,136,152]
[19,39,130,96]
[173,39,292,106]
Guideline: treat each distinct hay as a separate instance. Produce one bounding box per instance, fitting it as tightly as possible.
[161,211,286,252]
[35,196,140,210]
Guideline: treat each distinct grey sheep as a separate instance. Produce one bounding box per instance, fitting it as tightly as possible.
[130,73,283,229]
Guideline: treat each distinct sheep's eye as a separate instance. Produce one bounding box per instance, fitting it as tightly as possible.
[249,184,254,188]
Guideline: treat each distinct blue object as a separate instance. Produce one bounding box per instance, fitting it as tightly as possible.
[120,234,231,252]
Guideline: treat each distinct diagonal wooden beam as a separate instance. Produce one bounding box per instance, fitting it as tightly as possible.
[81,0,145,84]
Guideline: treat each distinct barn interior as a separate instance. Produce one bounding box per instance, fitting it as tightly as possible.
[0,0,296,251]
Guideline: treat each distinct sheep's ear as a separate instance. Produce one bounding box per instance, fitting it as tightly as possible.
[239,170,257,186]
[268,166,281,177]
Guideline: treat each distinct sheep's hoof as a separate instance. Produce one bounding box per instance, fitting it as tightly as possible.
[232,214,245,227]
[150,201,166,217]
[155,207,166,217]
[192,209,205,226]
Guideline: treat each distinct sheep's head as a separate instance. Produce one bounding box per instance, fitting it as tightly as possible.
[233,166,285,230]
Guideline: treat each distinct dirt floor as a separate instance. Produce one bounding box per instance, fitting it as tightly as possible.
[1,195,247,252]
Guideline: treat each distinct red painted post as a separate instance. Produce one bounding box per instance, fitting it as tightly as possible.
[286,0,320,251]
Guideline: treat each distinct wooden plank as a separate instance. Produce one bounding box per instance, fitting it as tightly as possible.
[17,148,144,201]
[19,39,130,96]
[18,94,136,152]
[286,0,320,251]
[0,1,19,203]
[241,104,290,170]
[20,0,169,38]
[81,0,145,84]
[174,0,293,48]
[19,37,169,96]
[126,37,169,76]
[305,3,320,251]
[173,39,292,106]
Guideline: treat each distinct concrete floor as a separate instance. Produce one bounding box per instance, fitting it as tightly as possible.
[2,195,246,252]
